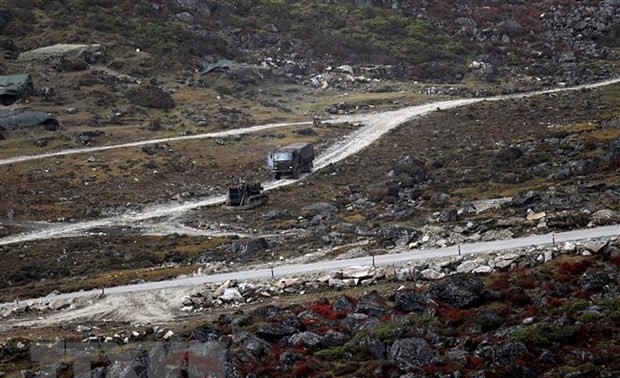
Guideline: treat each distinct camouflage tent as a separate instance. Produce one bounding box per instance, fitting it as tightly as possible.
[197,59,233,75]
[0,109,59,131]
[0,74,33,105]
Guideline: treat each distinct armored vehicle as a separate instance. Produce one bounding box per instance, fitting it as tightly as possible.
[270,143,314,179]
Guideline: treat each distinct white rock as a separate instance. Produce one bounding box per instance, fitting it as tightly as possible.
[436,239,448,248]
[213,281,230,298]
[163,330,174,340]
[342,266,374,279]
[220,288,244,303]
[472,265,493,274]
[277,278,298,288]
[544,250,553,262]
[420,269,445,280]
[456,260,478,273]
[560,242,577,253]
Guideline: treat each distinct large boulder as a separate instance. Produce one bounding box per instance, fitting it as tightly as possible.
[394,290,430,314]
[426,273,497,309]
[17,44,105,68]
[301,202,339,217]
[176,0,212,17]
[389,338,437,369]
[332,295,355,313]
[390,156,429,187]
[375,224,418,248]
[256,324,297,341]
[287,332,322,349]
[354,291,388,318]
[487,342,529,367]
[234,332,272,358]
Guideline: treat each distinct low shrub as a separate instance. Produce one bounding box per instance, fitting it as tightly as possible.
[511,326,546,347]
[314,346,347,361]
[126,86,175,109]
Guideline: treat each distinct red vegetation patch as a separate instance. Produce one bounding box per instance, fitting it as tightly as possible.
[524,305,538,317]
[501,288,531,306]
[466,355,485,369]
[309,301,348,320]
[343,294,358,305]
[574,290,589,299]
[421,361,459,375]
[515,275,537,289]
[610,256,620,266]
[558,260,590,275]
[496,303,513,317]
[547,297,565,308]
[436,307,476,326]
[271,345,282,359]
[489,274,511,291]
[575,324,590,344]
[292,362,311,377]
[556,273,572,283]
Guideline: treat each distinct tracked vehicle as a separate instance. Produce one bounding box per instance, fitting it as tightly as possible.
[223,182,268,210]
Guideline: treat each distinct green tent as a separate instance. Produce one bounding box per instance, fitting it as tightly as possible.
[0,73,33,105]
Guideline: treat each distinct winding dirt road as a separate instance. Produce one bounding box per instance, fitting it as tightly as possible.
[2,78,618,246]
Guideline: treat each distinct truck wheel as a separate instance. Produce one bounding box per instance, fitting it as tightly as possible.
[275,173,281,180]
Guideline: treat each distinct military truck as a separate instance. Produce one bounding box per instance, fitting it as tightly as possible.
[270,143,314,179]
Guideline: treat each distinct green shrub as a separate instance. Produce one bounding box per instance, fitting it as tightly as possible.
[577,311,602,323]
[597,298,620,311]
[554,299,589,315]
[408,315,438,329]
[511,326,546,347]
[314,346,348,361]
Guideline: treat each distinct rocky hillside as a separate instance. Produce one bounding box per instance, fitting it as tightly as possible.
[1,1,620,377]
[3,238,619,377]
[1,0,619,85]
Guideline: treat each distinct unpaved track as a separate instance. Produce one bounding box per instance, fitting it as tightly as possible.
[1,79,620,327]
[0,121,313,166]
[2,225,618,328]
[0,78,618,247]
